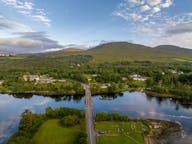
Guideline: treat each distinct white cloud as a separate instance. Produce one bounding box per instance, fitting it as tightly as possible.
[32,15,51,27]
[113,0,192,48]
[34,98,50,106]
[140,5,151,12]
[129,13,142,21]
[152,7,161,13]
[135,26,153,33]
[0,14,32,32]
[128,0,144,4]
[0,32,63,53]
[147,0,161,6]
[113,0,174,23]
[0,0,51,26]
[152,33,192,49]
[161,0,173,8]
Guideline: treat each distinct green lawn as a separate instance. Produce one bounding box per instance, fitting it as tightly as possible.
[95,121,150,144]
[32,119,81,144]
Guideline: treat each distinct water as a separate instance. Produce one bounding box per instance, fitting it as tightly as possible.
[0,92,192,144]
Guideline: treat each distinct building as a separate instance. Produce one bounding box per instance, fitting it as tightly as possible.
[23,75,40,81]
[131,74,146,81]
[100,83,111,89]
[122,77,127,81]
[23,75,66,84]
[38,76,55,84]
[168,69,177,74]
[0,80,4,85]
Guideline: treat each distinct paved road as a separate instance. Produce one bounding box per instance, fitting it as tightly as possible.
[82,84,96,144]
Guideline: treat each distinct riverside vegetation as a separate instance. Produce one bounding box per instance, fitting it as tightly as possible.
[8,109,181,144]
[0,42,192,101]
[7,107,87,144]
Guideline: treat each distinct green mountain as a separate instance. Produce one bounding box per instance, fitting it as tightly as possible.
[83,42,192,62]
[30,42,192,62]
[155,45,192,54]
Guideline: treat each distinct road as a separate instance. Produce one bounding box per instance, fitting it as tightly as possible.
[82,84,96,144]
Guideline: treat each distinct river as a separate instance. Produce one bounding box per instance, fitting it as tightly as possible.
[0,92,192,144]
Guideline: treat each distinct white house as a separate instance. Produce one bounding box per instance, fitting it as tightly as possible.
[23,75,40,81]
[131,74,146,81]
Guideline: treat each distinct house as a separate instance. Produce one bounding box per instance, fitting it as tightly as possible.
[168,69,177,74]
[178,71,184,75]
[122,77,127,81]
[23,75,40,81]
[131,74,146,81]
[100,83,111,89]
[38,76,56,84]
[92,74,98,77]
[23,75,66,84]
[162,72,165,75]
[0,80,4,85]
[88,78,92,81]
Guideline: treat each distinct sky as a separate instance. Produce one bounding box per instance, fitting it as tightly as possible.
[0,0,192,53]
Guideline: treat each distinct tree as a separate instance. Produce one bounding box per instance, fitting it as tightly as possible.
[60,115,80,127]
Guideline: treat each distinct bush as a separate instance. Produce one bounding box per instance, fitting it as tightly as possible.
[60,115,80,127]
[95,112,111,121]
[74,131,87,144]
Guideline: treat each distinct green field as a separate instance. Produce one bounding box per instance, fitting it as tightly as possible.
[95,121,150,144]
[32,119,81,144]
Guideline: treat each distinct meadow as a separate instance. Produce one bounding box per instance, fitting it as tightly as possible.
[95,121,150,144]
[33,119,81,144]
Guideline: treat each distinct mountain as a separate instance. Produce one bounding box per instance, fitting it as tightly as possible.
[84,42,192,62]
[63,48,85,52]
[28,42,192,62]
[155,45,192,54]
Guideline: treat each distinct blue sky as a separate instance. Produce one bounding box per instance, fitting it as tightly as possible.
[0,0,192,53]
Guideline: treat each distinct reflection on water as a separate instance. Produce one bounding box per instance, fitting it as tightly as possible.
[93,92,192,144]
[0,92,192,144]
[0,94,85,144]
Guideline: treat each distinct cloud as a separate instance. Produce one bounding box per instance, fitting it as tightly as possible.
[0,0,51,26]
[140,5,151,12]
[166,23,192,35]
[152,33,192,49]
[0,14,32,32]
[113,0,174,22]
[152,7,161,13]
[0,32,63,53]
[161,0,173,8]
[113,0,192,48]
[34,98,50,106]
[147,0,161,6]
[113,0,192,35]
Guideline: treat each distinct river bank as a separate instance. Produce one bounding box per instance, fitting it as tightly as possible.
[145,119,182,144]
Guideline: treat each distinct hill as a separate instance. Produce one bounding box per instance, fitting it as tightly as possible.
[155,45,192,53]
[83,42,192,62]
[23,42,192,63]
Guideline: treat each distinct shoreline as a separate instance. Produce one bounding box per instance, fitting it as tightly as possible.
[0,88,191,100]
[144,119,182,144]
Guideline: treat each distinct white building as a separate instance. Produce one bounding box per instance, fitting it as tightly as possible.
[23,75,40,81]
[131,74,146,81]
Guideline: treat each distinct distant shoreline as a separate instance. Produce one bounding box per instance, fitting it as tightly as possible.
[0,89,190,101]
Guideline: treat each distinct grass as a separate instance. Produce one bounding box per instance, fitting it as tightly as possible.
[95,121,150,144]
[32,119,81,144]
